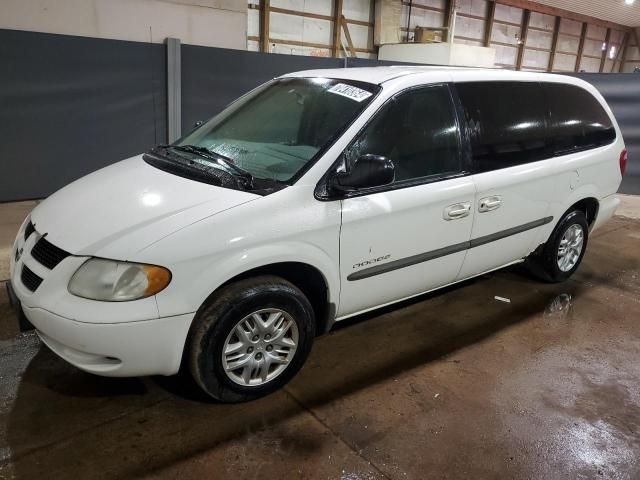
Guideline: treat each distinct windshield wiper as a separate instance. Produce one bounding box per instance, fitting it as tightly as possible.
[166,144,254,188]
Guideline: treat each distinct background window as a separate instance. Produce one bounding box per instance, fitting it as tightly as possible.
[344,85,461,183]
[456,81,550,173]
[544,83,616,155]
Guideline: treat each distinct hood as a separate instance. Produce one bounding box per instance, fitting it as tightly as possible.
[31,155,259,258]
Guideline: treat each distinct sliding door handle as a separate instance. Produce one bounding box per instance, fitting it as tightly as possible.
[444,202,471,220]
[479,196,502,212]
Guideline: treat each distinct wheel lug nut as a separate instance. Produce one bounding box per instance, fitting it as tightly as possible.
[252,335,259,341]
[247,347,253,353]
[266,345,273,352]
[255,353,263,360]
[265,334,271,340]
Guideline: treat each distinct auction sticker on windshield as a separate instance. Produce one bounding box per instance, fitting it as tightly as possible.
[327,83,374,102]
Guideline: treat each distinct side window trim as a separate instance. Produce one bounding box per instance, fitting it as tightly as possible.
[315,82,469,201]
[449,82,474,177]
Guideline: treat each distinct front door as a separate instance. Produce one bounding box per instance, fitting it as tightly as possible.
[337,84,475,318]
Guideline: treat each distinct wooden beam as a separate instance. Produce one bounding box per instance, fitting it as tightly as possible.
[494,0,630,31]
[614,32,628,72]
[263,6,373,27]
[456,12,485,22]
[600,28,611,72]
[528,25,553,34]
[548,16,561,72]
[400,1,444,13]
[332,0,343,57]
[484,1,496,47]
[574,22,587,72]
[259,0,270,53]
[248,35,376,54]
[341,14,357,58]
[633,29,640,57]
[443,0,456,42]
[516,9,530,71]
[249,4,372,27]
[493,19,522,28]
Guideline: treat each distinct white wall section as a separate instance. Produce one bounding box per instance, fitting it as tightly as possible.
[0,0,247,49]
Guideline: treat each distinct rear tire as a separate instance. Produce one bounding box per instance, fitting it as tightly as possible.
[188,275,315,402]
[526,210,589,283]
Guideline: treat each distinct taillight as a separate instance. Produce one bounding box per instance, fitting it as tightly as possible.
[620,149,628,176]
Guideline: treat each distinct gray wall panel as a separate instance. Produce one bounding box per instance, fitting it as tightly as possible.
[0,30,638,201]
[571,73,640,195]
[181,45,342,134]
[0,29,166,202]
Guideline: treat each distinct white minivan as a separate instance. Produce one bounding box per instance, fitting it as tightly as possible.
[8,67,625,401]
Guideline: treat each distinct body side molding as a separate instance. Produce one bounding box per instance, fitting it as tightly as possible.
[347,216,553,281]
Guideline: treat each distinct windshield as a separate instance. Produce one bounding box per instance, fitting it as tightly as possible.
[176,78,380,183]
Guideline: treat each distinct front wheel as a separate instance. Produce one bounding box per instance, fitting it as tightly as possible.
[526,210,589,283]
[188,276,315,402]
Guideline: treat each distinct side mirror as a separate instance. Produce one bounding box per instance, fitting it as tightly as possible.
[334,154,395,191]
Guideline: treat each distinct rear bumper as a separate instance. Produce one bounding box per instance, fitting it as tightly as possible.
[592,193,620,232]
[22,305,194,377]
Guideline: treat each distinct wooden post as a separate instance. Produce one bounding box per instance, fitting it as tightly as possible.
[259,0,270,53]
[443,0,456,42]
[613,32,628,72]
[634,28,640,56]
[484,1,496,47]
[547,16,560,72]
[600,28,611,72]
[332,0,344,57]
[627,29,640,72]
[341,15,357,58]
[516,9,530,70]
[574,22,587,72]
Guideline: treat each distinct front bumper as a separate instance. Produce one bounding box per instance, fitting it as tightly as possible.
[22,304,194,377]
[9,224,194,377]
[5,280,34,332]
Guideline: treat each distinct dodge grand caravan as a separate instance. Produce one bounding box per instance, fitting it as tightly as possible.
[7,67,625,402]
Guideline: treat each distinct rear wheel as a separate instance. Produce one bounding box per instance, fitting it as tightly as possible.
[188,275,315,402]
[526,210,589,283]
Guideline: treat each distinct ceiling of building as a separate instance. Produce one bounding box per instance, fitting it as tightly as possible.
[532,0,640,27]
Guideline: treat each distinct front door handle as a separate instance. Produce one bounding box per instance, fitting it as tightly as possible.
[443,202,471,221]
[478,196,502,212]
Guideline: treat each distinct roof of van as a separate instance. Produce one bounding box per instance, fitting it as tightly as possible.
[281,66,568,85]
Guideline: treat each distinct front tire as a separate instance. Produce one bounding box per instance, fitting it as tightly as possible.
[188,275,315,402]
[527,210,589,283]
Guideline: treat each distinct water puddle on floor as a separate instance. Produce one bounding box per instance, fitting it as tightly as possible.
[544,293,574,320]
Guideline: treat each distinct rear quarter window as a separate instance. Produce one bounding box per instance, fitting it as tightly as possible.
[456,81,551,173]
[543,83,616,155]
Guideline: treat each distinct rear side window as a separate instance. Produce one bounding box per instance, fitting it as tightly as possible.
[543,83,616,155]
[456,81,551,173]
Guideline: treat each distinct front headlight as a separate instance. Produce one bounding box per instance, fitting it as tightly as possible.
[68,258,171,301]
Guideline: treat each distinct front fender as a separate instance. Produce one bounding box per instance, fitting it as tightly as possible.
[154,241,340,318]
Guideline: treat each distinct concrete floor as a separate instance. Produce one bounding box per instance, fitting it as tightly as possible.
[0,199,639,479]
